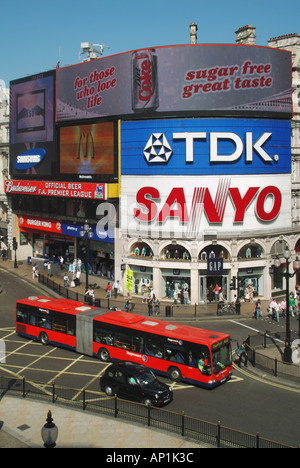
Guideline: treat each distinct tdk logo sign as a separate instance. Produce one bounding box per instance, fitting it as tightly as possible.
[122,118,291,176]
[144,133,173,164]
[144,131,275,164]
[172,131,275,163]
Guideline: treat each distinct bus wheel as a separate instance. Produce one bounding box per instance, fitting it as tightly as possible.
[39,332,49,346]
[98,348,110,362]
[168,366,182,382]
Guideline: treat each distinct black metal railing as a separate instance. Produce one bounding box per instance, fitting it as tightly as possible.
[0,375,295,448]
[38,273,240,319]
[245,331,300,382]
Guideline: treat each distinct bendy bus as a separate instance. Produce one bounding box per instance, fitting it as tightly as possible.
[15,296,232,388]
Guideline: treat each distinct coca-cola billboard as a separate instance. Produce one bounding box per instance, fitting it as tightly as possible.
[56,44,292,122]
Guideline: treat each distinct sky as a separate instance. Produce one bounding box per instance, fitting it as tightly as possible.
[0,0,299,87]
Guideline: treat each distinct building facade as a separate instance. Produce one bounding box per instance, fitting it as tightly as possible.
[5,27,300,302]
[0,82,10,256]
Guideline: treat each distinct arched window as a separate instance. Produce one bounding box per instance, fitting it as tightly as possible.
[238,243,264,259]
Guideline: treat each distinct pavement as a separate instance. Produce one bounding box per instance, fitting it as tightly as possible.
[0,258,299,448]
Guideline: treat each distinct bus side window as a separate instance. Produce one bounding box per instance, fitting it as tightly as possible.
[37,315,51,329]
[188,346,212,375]
[165,346,185,364]
[94,327,113,345]
[17,308,28,324]
[132,335,144,353]
[145,337,163,358]
[114,331,131,350]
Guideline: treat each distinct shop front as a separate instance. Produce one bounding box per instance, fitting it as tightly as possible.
[161,268,191,302]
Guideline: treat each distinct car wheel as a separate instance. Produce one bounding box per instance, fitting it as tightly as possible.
[105,385,114,396]
[98,348,110,362]
[39,332,49,345]
[168,366,182,382]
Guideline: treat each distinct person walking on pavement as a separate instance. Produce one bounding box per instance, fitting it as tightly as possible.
[113,280,119,298]
[236,341,248,368]
[64,273,69,288]
[106,282,112,298]
[255,299,261,320]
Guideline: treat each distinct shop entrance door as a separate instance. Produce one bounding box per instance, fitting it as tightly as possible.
[199,275,228,303]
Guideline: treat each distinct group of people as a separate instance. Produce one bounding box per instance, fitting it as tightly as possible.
[105,280,122,298]
[253,291,299,321]
[207,283,225,303]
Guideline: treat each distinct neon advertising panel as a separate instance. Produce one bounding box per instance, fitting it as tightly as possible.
[59,121,118,182]
[10,70,56,178]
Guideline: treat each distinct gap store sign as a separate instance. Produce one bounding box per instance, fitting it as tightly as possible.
[121,118,291,176]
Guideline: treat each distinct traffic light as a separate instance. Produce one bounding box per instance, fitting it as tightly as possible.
[12,237,18,250]
[230,276,237,290]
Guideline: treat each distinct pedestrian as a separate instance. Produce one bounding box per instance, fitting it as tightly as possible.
[84,286,95,305]
[236,341,248,368]
[47,261,52,277]
[214,284,220,302]
[64,273,69,288]
[289,293,295,317]
[142,285,148,303]
[183,288,189,305]
[173,289,179,305]
[147,296,153,316]
[113,280,119,298]
[274,300,280,322]
[153,295,160,315]
[106,282,112,298]
[280,298,286,318]
[59,256,64,270]
[255,299,261,320]
[32,264,37,279]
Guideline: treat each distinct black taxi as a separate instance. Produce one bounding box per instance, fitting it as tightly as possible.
[100,361,173,407]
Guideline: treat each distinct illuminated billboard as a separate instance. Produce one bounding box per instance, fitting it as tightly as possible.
[10,70,56,178]
[121,118,291,175]
[121,174,292,238]
[57,44,292,121]
[59,121,118,182]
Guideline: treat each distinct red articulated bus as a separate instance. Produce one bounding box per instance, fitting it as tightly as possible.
[16,296,232,388]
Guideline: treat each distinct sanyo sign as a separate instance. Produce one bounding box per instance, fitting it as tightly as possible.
[121,174,292,237]
[121,118,291,176]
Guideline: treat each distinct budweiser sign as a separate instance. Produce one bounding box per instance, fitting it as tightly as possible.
[5,180,106,200]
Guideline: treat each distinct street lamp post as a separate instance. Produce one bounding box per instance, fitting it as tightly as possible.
[79,221,94,291]
[274,246,300,363]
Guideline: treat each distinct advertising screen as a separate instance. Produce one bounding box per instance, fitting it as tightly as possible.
[59,121,118,182]
[10,70,56,178]
[56,44,292,121]
[121,174,292,238]
[121,118,291,176]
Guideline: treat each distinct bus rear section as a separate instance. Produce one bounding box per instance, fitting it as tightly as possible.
[15,296,91,351]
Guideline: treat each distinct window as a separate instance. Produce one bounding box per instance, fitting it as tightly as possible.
[188,344,212,375]
[114,331,131,350]
[164,344,185,364]
[145,337,164,358]
[94,326,113,345]
[17,307,28,324]
[114,370,126,384]
[37,314,51,329]
[132,335,144,353]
